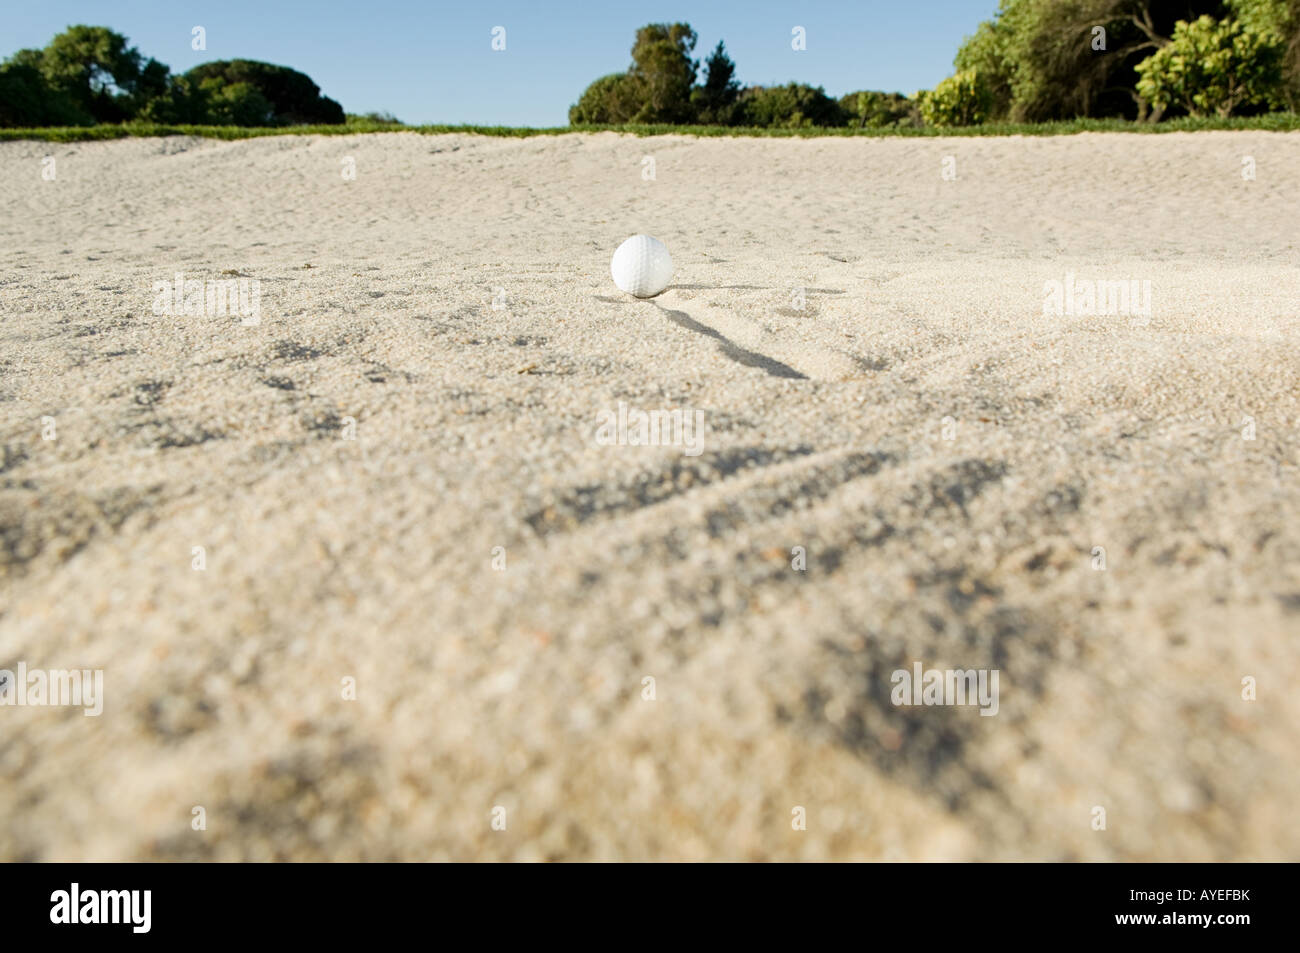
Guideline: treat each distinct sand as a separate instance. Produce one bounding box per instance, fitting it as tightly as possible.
[1,130,1298,861]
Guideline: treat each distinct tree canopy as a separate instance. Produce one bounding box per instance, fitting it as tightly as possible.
[951,0,1298,121]
[566,13,1300,129]
[0,25,345,127]
[184,60,344,125]
[692,41,742,124]
[628,23,699,123]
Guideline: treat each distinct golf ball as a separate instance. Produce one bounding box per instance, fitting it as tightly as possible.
[610,234,673,298]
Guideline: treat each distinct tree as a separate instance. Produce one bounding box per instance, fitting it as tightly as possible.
[36,25,169,123]
[133,74,212,124]
[1135,15,1284,115]
[199,80,277,125]
[0,60,91,126]
[628,23,699,122]
[951,1,1235,121]
[0,26,350,127]
[692,41,741,123]
[568,23,706,125]
[183,60,344,124]
[953,20,1015,118]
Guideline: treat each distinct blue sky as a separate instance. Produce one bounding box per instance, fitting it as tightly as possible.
[2,1,999,126]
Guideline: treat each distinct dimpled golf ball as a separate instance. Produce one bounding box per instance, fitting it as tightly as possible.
[610,234,673,298]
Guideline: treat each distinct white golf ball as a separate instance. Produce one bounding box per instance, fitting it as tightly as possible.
[610,234,673,298]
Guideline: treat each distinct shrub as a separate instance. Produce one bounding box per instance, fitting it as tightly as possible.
[347,111,403,126]
[738,83,845,127]
[569,73,642,124]
[838,90,922,128]
[1229,0,1300,106]
[917,71,993,126]
[1135,16,1285,116]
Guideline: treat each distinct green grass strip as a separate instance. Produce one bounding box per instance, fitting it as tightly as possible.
[4,114,1300,142]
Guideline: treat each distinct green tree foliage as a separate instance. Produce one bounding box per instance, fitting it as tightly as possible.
[0,27,346,127]
[1136,14,1284,114]
[952,20,1015,118]
[837,90,922,128]
[199,79,277,125]
[568,73,641,123]
[917,71,994,126]
[628,23,699,122]
[738,83,845,127]
[569,22,880,129]
[0,60,90,125]
[692,41,742,124]
[1227,0,1300,105]
[0,25,170,123]
[22,25,169,123]
[564,8,1298,130]
[183,60,344,124]
[952,1,1240,121]
[568,24,699,124]
[132,74,211,124]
